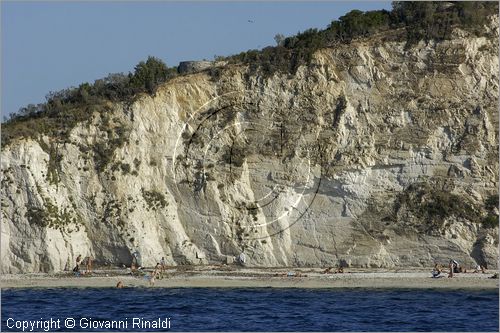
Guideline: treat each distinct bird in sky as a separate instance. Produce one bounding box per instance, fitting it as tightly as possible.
[248,20,254,23]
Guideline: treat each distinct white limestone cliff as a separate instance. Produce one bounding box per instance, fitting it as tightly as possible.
[1,22,498,273]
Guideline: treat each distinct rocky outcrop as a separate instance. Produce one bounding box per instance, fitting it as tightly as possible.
[2,20,498,273]
[178,61,214,74]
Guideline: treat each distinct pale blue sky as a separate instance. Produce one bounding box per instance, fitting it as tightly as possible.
[2,1,391,117]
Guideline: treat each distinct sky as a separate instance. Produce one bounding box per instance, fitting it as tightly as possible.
[2,1,392,118]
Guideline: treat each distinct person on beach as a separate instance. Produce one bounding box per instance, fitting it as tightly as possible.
[432,262,442,278]
[85,256,93,275]
[160,257,166,273]
[448,260,454,278]
[116,281,124,288]
[451,259,460,273]
[73,254,82,274]
[153,263,161,279]
[473,264,486,273]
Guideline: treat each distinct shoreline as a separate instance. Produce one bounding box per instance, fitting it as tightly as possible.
[2,268,499,289]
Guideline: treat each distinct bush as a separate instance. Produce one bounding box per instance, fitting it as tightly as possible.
[395,183,482,232]
[485,194,498,210]
[120,163,131,174]
[141,189,168,210]
[482,215,499,229]
[129,56,176,94]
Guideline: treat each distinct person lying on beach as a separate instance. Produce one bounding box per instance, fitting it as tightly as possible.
[323,267,333,274]
[116,281,124,288]
[473,265,486,274]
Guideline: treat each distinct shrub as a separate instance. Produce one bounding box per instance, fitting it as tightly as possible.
[120,163,131,174]
[482,215,499,229]
[141,189,168,210]
[129,56,176,94]
[485,194,498,210]
[395,182,482,232]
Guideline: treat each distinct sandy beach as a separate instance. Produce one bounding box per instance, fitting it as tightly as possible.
[2,267,498,289]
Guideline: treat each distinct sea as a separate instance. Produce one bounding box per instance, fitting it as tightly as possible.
[1,288,498,332]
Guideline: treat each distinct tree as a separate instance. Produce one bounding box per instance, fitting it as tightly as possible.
[130,56,169,94]
[274,33,285,46]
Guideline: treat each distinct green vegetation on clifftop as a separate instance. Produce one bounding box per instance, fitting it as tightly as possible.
[2,57,176,146]
[227,1,497,76]
[2,2,497,146]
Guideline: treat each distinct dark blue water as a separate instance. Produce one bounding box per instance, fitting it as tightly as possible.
[2,288,498,332]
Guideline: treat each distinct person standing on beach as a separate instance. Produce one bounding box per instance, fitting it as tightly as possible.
[149,263,160,287]
[160,257,166,274]
[73,255,82,274]
[451,259,460,273]
[85,256,93,275]
[153,263,161,279]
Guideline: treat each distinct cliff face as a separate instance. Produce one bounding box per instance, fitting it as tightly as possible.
[2,20,499,273]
